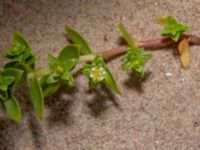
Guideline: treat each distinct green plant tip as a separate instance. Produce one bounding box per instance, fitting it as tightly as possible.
[161,16,189,42]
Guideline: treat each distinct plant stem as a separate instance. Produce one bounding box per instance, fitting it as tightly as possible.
[79,54,96,62]
[28,68,52,79]
[35,68,52,77]
[101,34,200,60]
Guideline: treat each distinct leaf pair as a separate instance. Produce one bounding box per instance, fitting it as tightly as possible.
[41,45,80,97]
[65,25,121,94]
[119,22,152,78]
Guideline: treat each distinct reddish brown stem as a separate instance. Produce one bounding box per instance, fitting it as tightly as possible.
[102,34,200,60]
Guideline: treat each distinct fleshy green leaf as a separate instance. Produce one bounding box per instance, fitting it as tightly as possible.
[41,80,61,98]
[104,67,121,94]
[48,54,58,70]
[48,54,77,73]
[65,25,93,54]
[13,63,32,84]
[62,72,75,87]
[4,61,18,69]
[58,44,80,61]
[119,22,137,49]
[0,74,14,91]
[25,55,38,65]
[29,76,44,119]
[161,16,189,42]
[4,96,22,123]
[2,68,24,86]
[46,72,60,84]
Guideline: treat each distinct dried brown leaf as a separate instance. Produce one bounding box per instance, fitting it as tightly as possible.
[178,37,190,69]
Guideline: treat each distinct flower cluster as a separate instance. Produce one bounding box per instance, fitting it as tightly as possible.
[122,48,152,78]
[46,54,76,87]
[6,32,37,65]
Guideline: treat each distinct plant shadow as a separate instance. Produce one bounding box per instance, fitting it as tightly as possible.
[45,84,77,128]
[0,84,47,150]
[118,36,128,46]
[28,112,46,150]
[18,85,47,150]
[0,119,18,150]
[86,85,121,118]
[124,71,151,94]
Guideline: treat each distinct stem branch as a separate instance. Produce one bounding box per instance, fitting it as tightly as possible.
[101,34,200,60]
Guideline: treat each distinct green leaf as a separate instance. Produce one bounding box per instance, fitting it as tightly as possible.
[42,81,61,97]
[29,76,44,119]
[119,22,137,49]
[0,74,15,91]
[0,90,8,101]
[13,32,30,48]
[2,68,24,86]
[40,76,61,97]
[161,16,189,42]
[104,67,121,94]
[4,61,18,69]
[48,54,58,69]
[3,76,15,86]
[64,59,78,72]
[65,25,93,54]
[58,44,80,61]
[62,73,75,87]
[4,96,22,123]
[25,55,38,65]
[46,72,60,84]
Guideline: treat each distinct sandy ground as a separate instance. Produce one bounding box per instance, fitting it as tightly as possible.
[1,0,200,149]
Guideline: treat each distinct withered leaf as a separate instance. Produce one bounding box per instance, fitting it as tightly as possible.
[178,37,190,69]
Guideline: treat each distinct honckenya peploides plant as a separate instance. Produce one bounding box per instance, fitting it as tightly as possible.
[0,16,200,123]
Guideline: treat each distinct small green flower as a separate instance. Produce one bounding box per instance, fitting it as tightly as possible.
[83,56,121,93]
[83,56,107,87]
[122,48,152,78]
[89,66,107,82]
[161,16,189,42]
